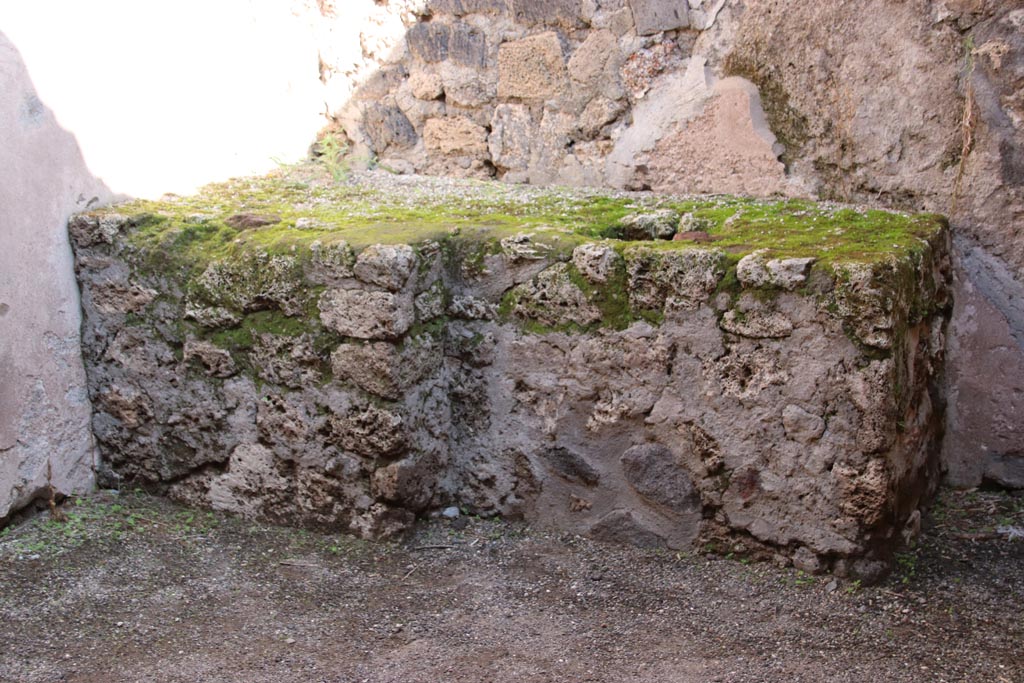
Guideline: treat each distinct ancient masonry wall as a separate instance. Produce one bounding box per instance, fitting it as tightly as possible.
[319,0,1024,489]
[70,176,952,579]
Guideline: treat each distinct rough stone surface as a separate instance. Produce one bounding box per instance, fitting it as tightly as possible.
[497,32,568,101]
[319,289,415,339]
[629,0,690,36]
[506,263,603,328]
[353,244,417,292]
[331,335,443,400]
[782,404,826,445]
[625,246,725,311]
[620,210,680,240]
[510,0,583,27]
[489,104,533,174]
[572,243,622,284]
[620,444,700,513]
[645,77,794,196]
[737,250,817,290]
[71,172,952,570]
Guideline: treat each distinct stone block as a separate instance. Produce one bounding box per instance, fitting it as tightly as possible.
[363,105,417,154]
[628,0,689,35]
[588,509,665,548]
[331,334,443,400]
[488,104,533,172]
[407,22,450,63]
[497,32,568,101]
[318,289,415,339]
[449,22,488,68]
[330,403,407,458]
[423,116,490,157]
[353,244,418,292]
[572,243,622,283]
[620,443,700,513]
[510,0,583,26]
[428,0,508,16]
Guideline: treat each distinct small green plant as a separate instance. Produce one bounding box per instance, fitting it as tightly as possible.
[793,570,815,587]
[895,551,918,584]
[844,579,862,595]
[316,132,351,182]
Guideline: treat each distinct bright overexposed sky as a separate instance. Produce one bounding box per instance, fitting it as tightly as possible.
[1,0,330,197]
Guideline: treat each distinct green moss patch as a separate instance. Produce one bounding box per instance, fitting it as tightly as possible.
[89,165,947,279]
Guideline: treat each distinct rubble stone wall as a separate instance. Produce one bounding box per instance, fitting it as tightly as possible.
[71,172,952,578]
[317,0,1024,488]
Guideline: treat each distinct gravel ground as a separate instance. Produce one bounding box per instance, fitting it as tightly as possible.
[0,487,1021,683]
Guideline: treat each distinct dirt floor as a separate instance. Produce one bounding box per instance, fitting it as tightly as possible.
[0,487,1021,683]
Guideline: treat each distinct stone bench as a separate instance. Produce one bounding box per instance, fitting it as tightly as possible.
[70,166,951,579]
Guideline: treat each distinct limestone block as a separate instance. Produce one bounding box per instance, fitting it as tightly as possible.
[736,250,817,291]
[580,96,627,139]
[308,240,356,283]
[497,32,568,101]
[415,282,448,321]
[628,0,689,35]
[507,263,603,327]
[540,446,600,486]
[719,309,794,339]
[318,289,415,339]
[363,104,417,154]
[439,62,496,108]
[423,116,489,157]
[409,71,445,100]
[372,456,437,511]
[572,243,622,283]
[489,104,533,172]
[447,295,498,320]
[90,280,157,315]
[183,339,237,378]
[620,209,680,240]
[625,247,725,311]
[428,0,509,15]
[588,509,665,548]
[192,254,305,316]
[567,29,624,104]
[330,403,407,458]
[782,404,826,444]
[331,334,443,400]
[353,244,417,292]
[250,334,322,389]
[208,444,289,517]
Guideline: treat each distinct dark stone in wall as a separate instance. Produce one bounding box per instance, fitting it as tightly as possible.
[983,452,1024,489]
[620,443,700,513]
[407,22,451,63]
[589,509,666,548]
[364,105,417,154]
[541,446,600,487]
[449,23,488,68]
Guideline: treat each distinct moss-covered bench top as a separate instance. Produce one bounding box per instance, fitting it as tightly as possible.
[83,164,946,268]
